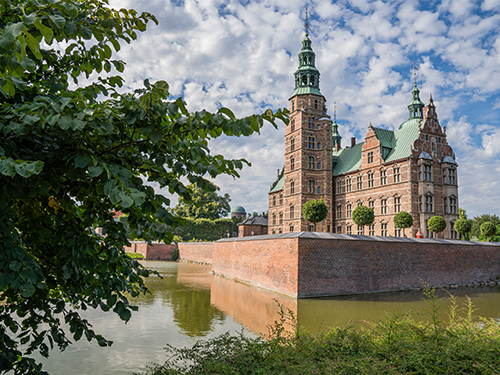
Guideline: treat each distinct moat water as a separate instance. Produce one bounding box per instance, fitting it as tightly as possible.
[38,261,500,375]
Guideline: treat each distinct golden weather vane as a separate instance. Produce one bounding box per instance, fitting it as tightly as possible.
[413,60,419,85]
[334,101,339,121]
[305,7,309,34]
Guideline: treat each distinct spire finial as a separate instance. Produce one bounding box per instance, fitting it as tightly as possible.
[413,61,419,85]
[334,101,338,121]
[305,7,309,35]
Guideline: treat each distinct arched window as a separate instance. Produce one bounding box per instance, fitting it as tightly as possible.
[289,225,294,233]
[336,179,343,194]
[346,177,352,192]
[279,212,283,225]
[356,174,363,190]
[290,118,295,132]
[308,180,315,193]
[290,137,295,151]
[290,205,295,219]
[272,195,276,206]
[393,166,401,182]
[290,156,295,171]
[272,214,276,225]
[279,193,283,205]
[367,171,374,187]
[380,168,387,185]
[290,180,295,194]
[308,156,315,169]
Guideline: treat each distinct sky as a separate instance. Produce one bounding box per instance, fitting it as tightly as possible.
[105,0,500,218]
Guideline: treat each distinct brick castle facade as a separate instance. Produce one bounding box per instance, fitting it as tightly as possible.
[268,33,459,239]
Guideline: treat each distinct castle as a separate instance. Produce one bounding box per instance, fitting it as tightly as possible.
[268,32,459,239]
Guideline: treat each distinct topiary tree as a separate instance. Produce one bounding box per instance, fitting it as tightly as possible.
[352,206,375,235]
[454,218,472,241]
[302,199,328,231]
[480,221,497,242]
[393,211,413,237]
[428,216,447,236]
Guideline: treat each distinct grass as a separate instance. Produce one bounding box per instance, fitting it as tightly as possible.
[126,252,145,259]
[136,287,500,374]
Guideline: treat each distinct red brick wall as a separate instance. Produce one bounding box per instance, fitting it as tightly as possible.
[123,242,177,260]
[178,242,213,264]
[212,234,500,298]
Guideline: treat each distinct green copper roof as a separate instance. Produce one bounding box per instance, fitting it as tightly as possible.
[290,33,322,99]
[332,142,364,175]
[408,84,424,120]
[332,119,421,176]
[290,87,323,98]
[269,176,284,193]
[232,206,246,213]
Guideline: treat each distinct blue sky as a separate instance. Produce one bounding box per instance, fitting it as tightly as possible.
[107,0,500,218]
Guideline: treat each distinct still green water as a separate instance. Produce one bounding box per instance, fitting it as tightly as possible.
[39,261,500,375]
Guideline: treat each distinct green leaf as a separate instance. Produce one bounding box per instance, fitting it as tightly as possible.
[74,155,91,168]
[20,283,35,298]
[58,115,72,130]
[24,31,42,60]
[151,131,163,144]
[119,192,134,208]
[34,19,54,44]
[218,107,236,121]
[0,22,24,52]
[48,14,66,29]
[1,79,15,97]
[88,166,103,177]
[80,26,92,39]
[0,157,16,177]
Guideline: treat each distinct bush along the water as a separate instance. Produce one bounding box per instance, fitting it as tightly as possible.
[126,252,145,259]
[135,287,500,375]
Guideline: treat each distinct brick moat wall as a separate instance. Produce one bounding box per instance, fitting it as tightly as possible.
[123,241,177,260]
[213,233,500,298]
[178,242,213,264]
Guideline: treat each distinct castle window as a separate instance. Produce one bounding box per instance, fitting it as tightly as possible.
[448,169,456,184]
[308,156,315,169]
[346,225,352,235]
[272,214,276,225]
[314,100,318,109]
[272,230,276,234]
[272,195,276,206]
[368,200,374,209]
[308,225,314,231]
[278,228,283,234]
[380,170,387,185]
[357,225,364,235]
[290,205,295,219]
[419,196,423,211]
[450,222,458,239]
[310,76,315,86]
[317,187,321,194]
[394,197,401,213]
[327,225,330,232]
[289,225,294,232]
[279,212,283,225]
[425,220,433,238]
[418,165,422,180]
[394,167,401,183]
[395,229,402,237]
[347,203,352,218]
[308,137,315,149]
[425,196,433,212]
[368,152,374,164]
[357,175,363,190]
[290,180,295,194]
[291,118,295,132]
[357,200,363,207]
[444,198,448,214]
[336,180,343,194]
[438,137,441,143]
[381,223,388,236]
[317,162,321,169]
[279,194,283,205]
[291,102,295,111]
[308,180,315,193]
[290,137,295,151]
[290,156,295,171]
[317,142,321,149]
[369,224,375,236]
[381,199,388,214]
[308,117,314,129]
[346,177,352,192]
[337,225,342,234]
[336,205,342,219]
[423,165,432,181]
[425,135,429,141]
[449,197,457,214]
[368,172,374,187]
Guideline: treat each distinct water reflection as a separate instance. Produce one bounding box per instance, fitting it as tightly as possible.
[39,261,500,375]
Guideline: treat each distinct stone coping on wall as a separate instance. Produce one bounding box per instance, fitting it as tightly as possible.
[215,232,500,246]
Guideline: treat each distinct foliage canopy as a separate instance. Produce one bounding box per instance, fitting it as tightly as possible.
[174,183,231,220]
[480,222,497,241]
[352,206,375,228]
[0,0,286,373]
[427,216,447,233]
[393,211,413,236]
[302,199,328,230]
[454,218,472,240]
[471,214,500,238]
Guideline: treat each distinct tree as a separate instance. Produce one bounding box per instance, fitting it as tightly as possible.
[427,216,447,235]
[480,222,497,242]
[471,214,500,238]
[393,211,413,237]
[352,206,375,235]
[174,182,231,220]
[454,219,472,241]
[302,199,328,231]
[0,1,287,373]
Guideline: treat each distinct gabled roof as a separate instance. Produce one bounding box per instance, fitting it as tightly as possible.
[332,118,421,176]
[270,176,284,193]
[238,216,268,226]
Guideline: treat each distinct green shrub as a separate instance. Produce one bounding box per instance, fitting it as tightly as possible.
[428,216,447,233]
[302,199,328,231]
[454,218,472,240]
[393,211,413,236]
[352,206,375,227]
[126,252,145,259]
[135,290,500,375]
[480,221,497,241]
[171,247,179,261]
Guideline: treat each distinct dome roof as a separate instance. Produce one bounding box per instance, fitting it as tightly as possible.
[232,206,246,213]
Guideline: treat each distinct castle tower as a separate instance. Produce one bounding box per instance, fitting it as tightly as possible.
[283,31,334,233]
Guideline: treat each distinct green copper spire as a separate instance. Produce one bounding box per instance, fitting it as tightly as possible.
[290,33,323,99]
[408,83,424,120]
[332,103,341,149]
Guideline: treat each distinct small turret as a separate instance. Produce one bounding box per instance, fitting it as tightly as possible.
[408,83,424,120]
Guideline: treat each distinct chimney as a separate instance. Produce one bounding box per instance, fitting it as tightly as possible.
[351,137,356,147]
[262,212,266,217]
[335,143,339,152]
